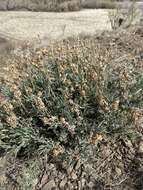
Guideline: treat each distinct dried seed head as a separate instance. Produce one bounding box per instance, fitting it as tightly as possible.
[112,100,120,110]
[60,117,66,124]
[90,133,103,144]
[2,102,14,113]
[53,145,65,157]
[131,108,143,126]
[14,90,22,100]
[6,113,17,128]
[97,95,109,112]
[41,117,49,125]
[25,87,33,94]
[35,97,46,110]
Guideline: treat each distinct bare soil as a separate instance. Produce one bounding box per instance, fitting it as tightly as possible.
[0,9,111,45]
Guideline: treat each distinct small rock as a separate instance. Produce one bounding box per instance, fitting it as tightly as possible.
[115,167,122,176]
[42,180,56,190]
[138,142,143,153]
[71,172,78,180]
[81,178,86,187]
[60,178,67,189]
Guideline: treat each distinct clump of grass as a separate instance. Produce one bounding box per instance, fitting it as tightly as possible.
[0,35,142,159]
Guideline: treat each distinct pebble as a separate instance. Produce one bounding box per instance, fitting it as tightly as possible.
[115,167,122,176]
[81,178,86,187]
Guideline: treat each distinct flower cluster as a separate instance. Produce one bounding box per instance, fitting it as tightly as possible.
[1,101,17,128]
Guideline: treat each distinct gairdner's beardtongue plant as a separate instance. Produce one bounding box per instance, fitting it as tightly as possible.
[0,34,142,159]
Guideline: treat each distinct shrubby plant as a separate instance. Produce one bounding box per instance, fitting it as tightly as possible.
[0,37,142,158]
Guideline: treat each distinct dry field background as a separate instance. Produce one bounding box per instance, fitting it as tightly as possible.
[0,9,112,44]
[0,9,112,77]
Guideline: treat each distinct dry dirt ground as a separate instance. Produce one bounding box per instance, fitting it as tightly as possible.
[0,9,111,46]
